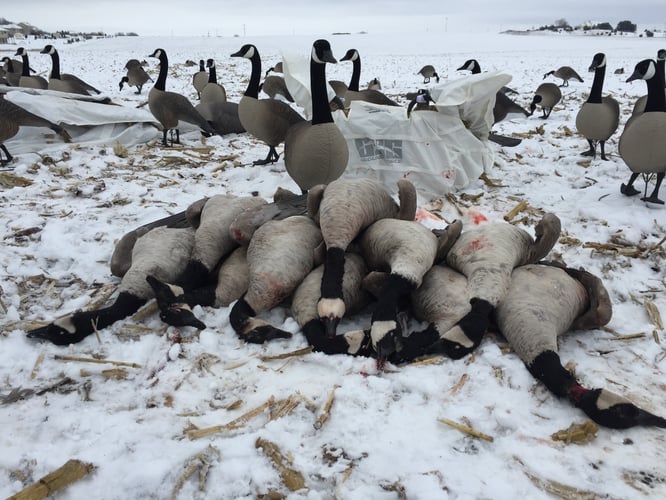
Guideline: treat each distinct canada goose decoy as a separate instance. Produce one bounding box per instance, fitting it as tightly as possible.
[231,44,305,165]
[416,64,439,84]
[119,59,152,94]
[339,48,399,108]
[456,59,517,94]
[195,59,243,136]
[529,82,562,118]
[260,74,295,102]
[1,57,22,86]
[283,39,348,193]
[40,44,101,95]
[575,52,620,161]
[631,49,665,117]
[366,77,382,90]
[192,59,207,99]
[407,88,437,117]
[147,48,216,146]
[495,263,666,429]
[27,226,202,345]
[14,48,47,90]
[619,59,666,204]
[543,65,584,87]
[308,178,417,338]
[265,61,283,75]
[0,94,71,165]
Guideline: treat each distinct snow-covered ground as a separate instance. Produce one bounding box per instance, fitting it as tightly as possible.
[1,31,665,499]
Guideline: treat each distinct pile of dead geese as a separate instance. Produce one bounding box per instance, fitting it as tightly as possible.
[27,176,666,430]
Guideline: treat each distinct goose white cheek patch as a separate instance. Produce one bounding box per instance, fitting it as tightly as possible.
[370,320,397,347]
[344,330,366,354]
[317,297,345,319]
[596,389,631,410]
[53,315,77,334]
[441,325,474,348]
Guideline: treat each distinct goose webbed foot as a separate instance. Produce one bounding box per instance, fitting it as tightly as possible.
[580,141,596,157]
[620,183,640,197]
[253,146,280,166]
[0,145,13,166]
[243,325,292,344]
[571,387,666,429]
[640,194,665,205]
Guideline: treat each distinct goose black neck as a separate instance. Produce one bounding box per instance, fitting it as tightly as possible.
[645,67,666,112]
[20,54,30,77]
[155,52,168,91]
[472,62,481,74]
[208,65,217,84]
[659,58,666,90]
[245,50,261,99]
[348,56,361,92]
[72,292,146,338]
[49,50,62,79]
[311,58,333,125]
[587,64,605,103]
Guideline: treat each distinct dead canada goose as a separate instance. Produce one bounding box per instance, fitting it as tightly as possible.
[0,94,71,165]
[339,48,399,108]
[14,48,47,90]
[416,64,439,84]
[40,45,101,95]
[147,48,216,146]
[192,59,208,99]
[543,65,584,87]
[619,59,666,204]
[283,39,348,193]
[631,49,665,117]
[119,59,152,94]
[1,57,22,86]
[529,82,562,118]
[231,44,305,165]
[195,59,243,136]
[575,52,620,161]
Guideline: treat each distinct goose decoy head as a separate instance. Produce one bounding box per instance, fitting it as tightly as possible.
[339,48,359,62]
[40,44,56,55]
[148,48,166,59]
[119,75,129,90]
[312,39,337,64]
[657,49,666,61]
[14,47,25,57]
[589,52,606,72]
[457,59,479,72]
[626,59,656,83]
[206,58,215,68]
[230,44,256,59]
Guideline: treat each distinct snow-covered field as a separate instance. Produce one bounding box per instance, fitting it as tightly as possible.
[1,30,665,499]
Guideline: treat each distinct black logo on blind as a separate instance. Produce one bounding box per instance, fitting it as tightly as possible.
[354,138,403,163]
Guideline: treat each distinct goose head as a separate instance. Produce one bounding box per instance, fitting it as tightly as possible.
[40,44,57,55]
[340,48,359,62]
[230,44,257,59]
[658,49,666,61]
[14,47,26,57]
[148,48,167,60]
[589,52,606,72]
[626,59,657,83]
[312,39,337,65]
[206,58,215,69]
[457,59,480,73]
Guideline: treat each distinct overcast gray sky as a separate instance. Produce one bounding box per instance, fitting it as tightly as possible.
[3,1,665,37]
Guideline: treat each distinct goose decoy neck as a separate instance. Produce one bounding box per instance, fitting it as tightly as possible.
[150,48,169,91]
[198,59,205,71]
[627,59,666,112]
[658,50,666,89]
[231,44,261,98]
[587,53,607,104]
[207,59,217,84]
[311,39,336,125]
[17,50,31,77]
[342,49,361,92]
[41,45,62,79]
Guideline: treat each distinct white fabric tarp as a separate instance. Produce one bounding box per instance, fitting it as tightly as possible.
[282,52,511,200]
[2,88,161,155]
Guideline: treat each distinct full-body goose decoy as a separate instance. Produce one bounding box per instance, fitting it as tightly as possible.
[27,226,203,345]
[229,215,324,343]
[631,49,665,117]
[40,44,101,95]
[495,263,666,429]
[456,59,518,95]
[284,39,348,193]
[410,214,562,360]
[260,64,294,102]
[416,65,439,84]
[14,48,47,90]
[543,65,584,87]
[147,48,216,146]
[619,59,666,204]
[339,49,399,108]
[1,57,22,87]
[575,53,620,161]
[195,59,244,136]
[308,178,417,338]
[119,59,152,94]
[407,89,437,117]
[192,59,208,99]
[231,44,305,165]
[0,94,71,165]
[528,82,562,119]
